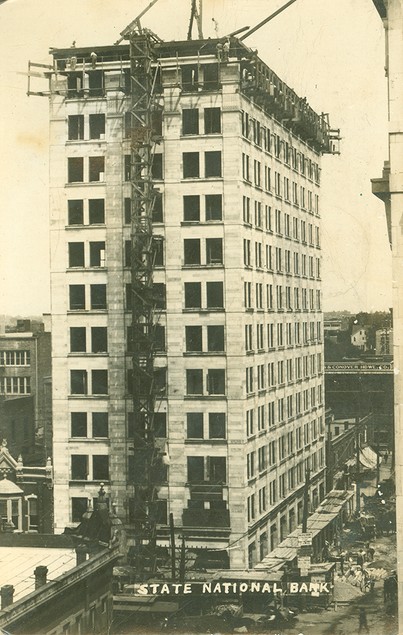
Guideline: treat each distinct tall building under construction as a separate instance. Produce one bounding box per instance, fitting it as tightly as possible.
[46,25,337,568]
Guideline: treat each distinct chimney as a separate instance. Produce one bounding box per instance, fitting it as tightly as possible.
[34,566,48,589]
[76,545,87,566]
[1,585,14,609]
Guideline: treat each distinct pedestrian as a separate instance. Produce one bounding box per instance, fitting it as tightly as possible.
[366,543,375,562]
[358,607,369,633]
[384,451,388,464]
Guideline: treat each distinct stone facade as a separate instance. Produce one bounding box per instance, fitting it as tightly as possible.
[49,38,327,568]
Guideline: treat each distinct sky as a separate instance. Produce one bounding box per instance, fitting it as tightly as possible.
[0,0,391,315]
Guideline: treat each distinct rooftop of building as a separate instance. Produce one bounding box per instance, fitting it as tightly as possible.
[0,545,76,602]
[0,317,50,337]
[50,36,246,60]
[46,33,338,155]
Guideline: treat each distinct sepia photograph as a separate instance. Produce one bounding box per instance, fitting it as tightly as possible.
[0,1,400,633]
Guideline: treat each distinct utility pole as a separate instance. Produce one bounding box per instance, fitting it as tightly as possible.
[376,442,380,487]
[326,413,333,493]
[355,372,362,514]
[169,513,176,581]
[179,535,186,585]
[355,415,361,514]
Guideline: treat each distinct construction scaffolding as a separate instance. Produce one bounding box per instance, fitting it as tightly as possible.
[127,28,164,577]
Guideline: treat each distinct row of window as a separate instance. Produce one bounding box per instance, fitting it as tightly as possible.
[70,236,249,270]
[71,454,109,481]
[185,325,224,353]
[69,284,107,310]
[186,368,225,396]
[70,412,225,445]
[68,199,105,225]
[68,114,105,141]
[246,346,322,384]
[71,411,109,437]
[68,156,105,183]
[68,210,320,270]
[243,241,321,277]
[0,377,30,395]
[245,322,323,357]
[68,241,105,268]
[244,282,322,313]
[124,237,223,269]
[68,281,224,312]
[70,369,108,395]
[70,368,167,397]
[70,322,322,358]
[186,412,226,439]
[0,350,30,366]
[243,201,320,245]
[69,282,322,319]
[242,154,319,211]
[69,280,321,316]
[68,225,320,271]
[182,107,221,135]
[246,404,324,437]
[182,194,222,222]
[67,195,319,236]
[247,451,324,523]
[68,227,319,284]
[69,106,220,143]
[69,358,321,401]
[246,284,321,313]
[67,195,163,226]
[245,361,323,404]
[125,152,223,181]
[70,327,107,353]
[67,151,223,184]
[186,455,226,484]
[179,62,220,92]
[67,108,221,141]
[69,111,163,143]
[67,193,320,232]
[70,368,232,397]
[246,363,323,401]
[247,424,324,478]
[66,68,109,98]
[241,111,321,184]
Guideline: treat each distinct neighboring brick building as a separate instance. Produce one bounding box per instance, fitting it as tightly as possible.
[47,35,336,568]
[0,318,52,462]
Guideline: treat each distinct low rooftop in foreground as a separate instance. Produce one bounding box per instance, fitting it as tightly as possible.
[0,545,76,602]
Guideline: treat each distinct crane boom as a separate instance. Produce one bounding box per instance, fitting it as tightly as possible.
[116,0,161,44]
[240,0,298,41]
[187,0,204,40]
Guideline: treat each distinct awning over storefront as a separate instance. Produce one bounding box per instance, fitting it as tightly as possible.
[255,489,354,571]
[345,445,379,471]
[211,569,283,583]
[360,446,378,469]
